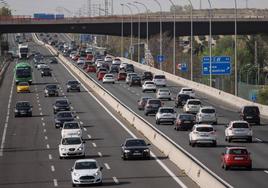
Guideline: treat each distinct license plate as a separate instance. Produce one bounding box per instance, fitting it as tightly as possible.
[133,152,141,156]
[246,116,252,119]
[234,157,244,160]
[200,134,208,137]
[184,121,191,123]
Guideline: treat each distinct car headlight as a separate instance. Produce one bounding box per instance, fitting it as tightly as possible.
[60,148,66,151]
[15,109,18,112]
[77,131,81,135]
[144,149,150,153]
[94,171,100,176]
[73,172,79,177]
[67,85,71,88]
[124,149,130,153]
[77,147,83,151]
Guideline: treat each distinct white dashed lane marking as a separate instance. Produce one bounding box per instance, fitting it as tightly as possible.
[46,144,50,149]
[87,134,91,139]
[104,163,111,170]
[83,127,87,131]
[98,152,102,157]
[113,177,119,184]
[53,179,58,187]
[45,136,48,140]
[256,138,263,142]
[51,165,55,172]
[80,121,83,125]
[92,143,97,147]
[41,117,44,121]
[42,122,46,127]
[49,154,52,160]
[43,129,47,133]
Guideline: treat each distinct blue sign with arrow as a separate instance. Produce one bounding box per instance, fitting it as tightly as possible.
[202,56,231,75]
[157,55,165,63]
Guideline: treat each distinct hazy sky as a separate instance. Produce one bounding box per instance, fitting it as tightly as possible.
[4,0,268,16]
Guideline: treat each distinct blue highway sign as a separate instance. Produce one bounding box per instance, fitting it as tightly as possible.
[202,56,231,75]
[157,55,165,63]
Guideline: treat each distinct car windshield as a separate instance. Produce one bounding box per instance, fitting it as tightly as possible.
[178,94,190,99]
[119,73,127,76]
[232,123,249,128]
[160,108,174,113]
[201,109,215,113]
[46,85,57,89]
[188,100,201,105]
[141,97,151,102]
[228,149,248,155]
[57,112,72,118]
[132,76,140,80]
[243,107,259,114]
[179,114,195,120]
[145,82,154,85]
[75,162,97,170]
[16,102,30,107]
[68,81,79,85]
[64,122,79,129]
[56,100,68,105]
[196,127,214,132]
[62,137,81,145]
[159,89,169,92]
[105,75,113,78]
[128,73,137,77]
[125,139,146,147]
[144,72,152,75]
[154,75,165,79]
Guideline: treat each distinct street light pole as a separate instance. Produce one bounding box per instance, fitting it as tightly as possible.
[153,0,163,70]
[128,3,141,63]
[120,4,124,57]
[207,0,212,87]
[124,4,133,61]
[187,0,194,81]
[234,0,238,96]
[168,0,176,75]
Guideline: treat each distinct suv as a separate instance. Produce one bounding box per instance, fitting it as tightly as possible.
[175,113,196,131]
[179,87,195,98]
[44,84,59,97]
[239,106,260,125]
[183,99,201,114]
[175,94,191,108]
[126,73,138,84]
[53,99,71,114]
[225,121,253,143]
[41,67,52,77]
[144,99,162,116]
[196,106,217,124]
[189,124,217,147]
[155,107,176,125]
[66,80,81,92]
[153,75,166,87]
[129,76,142,87]
[14,101,33,117]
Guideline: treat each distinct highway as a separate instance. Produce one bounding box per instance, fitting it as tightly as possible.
[56,34,268,188]
[0,35,197,188]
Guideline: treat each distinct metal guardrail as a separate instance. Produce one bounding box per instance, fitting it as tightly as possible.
[45,42,232,188]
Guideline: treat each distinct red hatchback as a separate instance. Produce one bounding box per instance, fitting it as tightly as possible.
[117,72,127,81]
[97,71,106,80]
[86,65,97,73]
[221,147,252,170]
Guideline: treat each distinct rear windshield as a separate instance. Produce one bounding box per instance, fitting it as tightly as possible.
[68,81,79,85]
[228,149,248,155]
[57,112,72,118]
[16,102,30,107]
[62,137,81,145]
[160,108,174,113]
[56,100,68,105]
[18,82,29,86]
[179,114,195,120]
[145,82,154,85]
[148,100,161,105]
[132,76,140,80]
[182,88,192,92]
[196,127,214,132]
[188,100,201,105]
[154,75,165,79]
[105,75,113,78]
[178,94,190,99]
[119,73,127,76]
[125,139,146,147]
[232,123,249,128]
[141,97,152,102]
[201,109,215,113]
[46,85,57,89]
[243,107,259,114]
[64,122,79,129]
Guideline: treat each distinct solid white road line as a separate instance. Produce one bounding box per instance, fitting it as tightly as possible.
[104,163,111,170]
[0,76,15,157]
[264,170,268,174]
[113,177,119,184]
[51,165,55,172]
[58,54,188,188]
[49,154,52,160]
[92,143,97,147]
[98,152,102,157]
[53,179,58,187]
[256,138,263,142]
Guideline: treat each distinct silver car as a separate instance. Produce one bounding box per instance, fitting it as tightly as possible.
[196,106,217,124]
[156,88,171,100]
[225,121,253,143]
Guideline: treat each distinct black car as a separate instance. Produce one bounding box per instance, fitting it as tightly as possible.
[121,138,150,160]
[53,99,71,114]
[49,58,58,64]
[44,84,59,97]
[239,106,260,125]
[129,76,142,87]
[66,80,81,92]
[142,71,153,81]
[175,94,191,108]
[54,111,76,128]
[14,101,33,117]
[174,113,196,131]
[144,99,162,116]
[109,65,119,73]
[125,64,135,73]
[41,67,52,77]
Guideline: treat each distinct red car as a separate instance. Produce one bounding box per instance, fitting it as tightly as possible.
[97,71,106,80]
[221,147,252,170]
[117,72,127,81]
[86,54,94,61]
[86,65,97,73]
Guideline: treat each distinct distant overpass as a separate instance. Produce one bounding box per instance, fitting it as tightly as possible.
[1,13,268,37]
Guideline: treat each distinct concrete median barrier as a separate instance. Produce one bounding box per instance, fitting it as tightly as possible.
[33,35,232,188]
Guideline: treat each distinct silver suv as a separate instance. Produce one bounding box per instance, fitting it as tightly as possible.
[225,121,253,143]
[196,106,217,125]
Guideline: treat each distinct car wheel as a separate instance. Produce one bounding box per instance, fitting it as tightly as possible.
[67,89,69,92]
[72,183,76,187]
[213,121,217,125]
[59,156,63,160]
[228,137,232,143]
[29,113,32,117]
[78,89,81,92]
[156,120,160,125]
[248,164,252,170]
[248,137,252,143]
[212,141,217,147]
[55,124,59,129]
[145,112,148,116]
[224,163,229,170]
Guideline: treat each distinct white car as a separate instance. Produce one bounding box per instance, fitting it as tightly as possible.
[96,60,105,68]
[103,74,115,84]
[120,62,128,70]
[153,75,166,87]
[156,88,171,100]
[61,121,82,138]
[225,120,253,143]
[183,99,201,114]
[37,63,49,70]
[77,58,86,65]
[189,124,217,147]
[126,73,138,84]
[59,137,85,159]
[69,51,76,58]
[155,107,176,125]
[179,87,195,98]
[142,81,156,93]
[71,159,103,186]
[104,56,113,62]
[112,58,121,66]
[196,106,217,124]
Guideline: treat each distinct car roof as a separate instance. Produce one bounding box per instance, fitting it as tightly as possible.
[125,138,145,142]
[75,159,97,163]
[194,124,213,128]
[16,101,30,104]
[187,99,200,102]
[242,105,259,109]
[181,87,192,90]
[230,120,248,124]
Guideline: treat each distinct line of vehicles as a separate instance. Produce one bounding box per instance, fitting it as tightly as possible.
[51,38,261,171]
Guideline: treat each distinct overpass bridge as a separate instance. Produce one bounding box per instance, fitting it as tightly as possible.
[1,13,268,37]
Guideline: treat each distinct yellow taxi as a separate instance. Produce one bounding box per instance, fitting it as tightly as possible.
[16,82,30,93]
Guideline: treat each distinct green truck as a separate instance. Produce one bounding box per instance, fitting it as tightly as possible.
[14,62,32,85]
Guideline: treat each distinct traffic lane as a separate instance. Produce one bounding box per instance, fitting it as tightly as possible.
[31,45,187,188]
[77,67,268,187]
[0,69,54,187]
[48,54,187,188]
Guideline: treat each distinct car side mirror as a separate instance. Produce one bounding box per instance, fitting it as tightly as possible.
[147,143,151,146]
[120,144,123,147]
[100,167,103,171]
[70,168,73,171]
